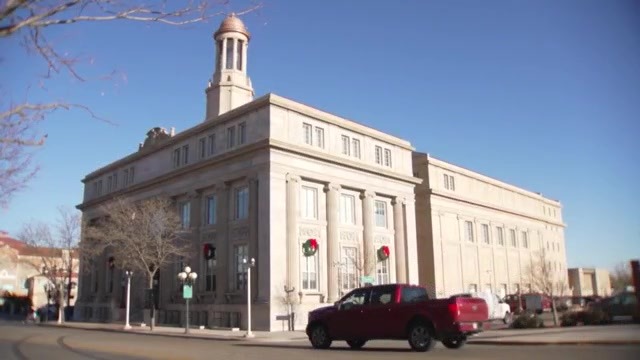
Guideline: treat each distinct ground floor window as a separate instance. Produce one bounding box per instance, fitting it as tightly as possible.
[376,259,389,285]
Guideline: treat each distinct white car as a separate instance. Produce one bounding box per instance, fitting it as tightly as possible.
[452,291,512,324]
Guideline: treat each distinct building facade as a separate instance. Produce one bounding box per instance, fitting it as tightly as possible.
[74,14,421,331]
[568,267,611,297]
[413,153,568,298]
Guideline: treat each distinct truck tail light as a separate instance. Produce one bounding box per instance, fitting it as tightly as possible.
[448,302,460,319]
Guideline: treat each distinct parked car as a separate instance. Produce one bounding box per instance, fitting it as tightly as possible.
[305,284,489,352]
[588,291,637,320]
[451,291,512,324]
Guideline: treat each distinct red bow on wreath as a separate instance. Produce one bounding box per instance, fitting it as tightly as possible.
[377,246,390,261]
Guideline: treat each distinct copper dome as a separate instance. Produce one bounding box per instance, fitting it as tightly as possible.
[214,13,250,39]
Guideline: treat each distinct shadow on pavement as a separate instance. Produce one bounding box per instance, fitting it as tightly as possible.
[235,342,416,353]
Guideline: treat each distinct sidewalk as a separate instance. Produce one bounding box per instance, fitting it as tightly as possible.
[38,321,308,343]
[469,324,640,346]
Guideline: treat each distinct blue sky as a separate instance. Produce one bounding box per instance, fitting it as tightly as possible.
[2,0,639,270]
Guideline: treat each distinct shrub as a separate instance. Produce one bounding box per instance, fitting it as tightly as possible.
[582,308,611,325]
[511,312,545,329]
[560,312,580,327]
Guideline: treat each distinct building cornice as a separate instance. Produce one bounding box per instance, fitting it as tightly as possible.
[414,152,562,206]
[423,187,566,228]
[78,138,421,211]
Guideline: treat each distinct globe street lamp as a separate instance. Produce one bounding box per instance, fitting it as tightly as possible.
[177,266,197,334]
[123,270,133,330]
[243,257,255,338]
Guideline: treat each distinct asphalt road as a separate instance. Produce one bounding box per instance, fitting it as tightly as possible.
[0,321,638,360]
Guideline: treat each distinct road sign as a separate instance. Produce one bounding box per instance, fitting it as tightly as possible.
[182,284,193,299]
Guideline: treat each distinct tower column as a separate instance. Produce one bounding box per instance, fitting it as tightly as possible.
[221,38,227,72]
[242,41,248,74]
[232,38,238,70]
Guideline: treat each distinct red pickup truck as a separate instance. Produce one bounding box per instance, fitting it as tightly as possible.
[306,284,488,351]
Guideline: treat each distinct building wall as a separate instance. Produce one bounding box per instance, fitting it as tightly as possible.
[568,268,612,297]
[414,153,568,298]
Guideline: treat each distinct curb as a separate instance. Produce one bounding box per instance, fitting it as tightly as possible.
[469,340,640,346]
[37,323,307,343]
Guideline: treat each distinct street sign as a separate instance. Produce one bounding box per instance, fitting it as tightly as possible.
[182,284,193,299]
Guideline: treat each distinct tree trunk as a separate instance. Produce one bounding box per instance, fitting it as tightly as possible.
[57,286,63,324]
[148,274,155,331]
[551,298,559,326]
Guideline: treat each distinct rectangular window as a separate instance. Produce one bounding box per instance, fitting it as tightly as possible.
[482,224,490,244]
[173,148,180,168]
[301,186,317,219]
[181,145,189,165]
[464,221,474,242]
[301,251,318,290]
[341,247,358,292]
[339,194,355,224]
[208,134,216,155]
[97,180,103,195]
[238,122,246,145]
[376,259,390,285]
[107,176,112,192]
[374,146,383,164]
[180,202,191,229]
[499,283,508,298]
[234,244,248,290]
[444,174,450,189]
[496,227,504,246]
[450,176,456,191]
[206,195,217,225]
[113,173,118,189]
[123,169,129,187]
[93,182,98,196]
[352,139,361,158]
[128,167,134,184]
[225,38,234,69]
[341,135,350,155]
[521,231,528,248]
[205,257,216,292]
[303,123,312,145]
[314,127,324,148]
[227,127,236,148]
[199,137,206,159]
[374,200,387,228]
[235,186,249,220]
[510,229,517,247]
[384,149,392,167]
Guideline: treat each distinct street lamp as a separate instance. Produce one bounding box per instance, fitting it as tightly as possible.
[177,266,197,334]
[123,270,133,330]
[283,285,296,331]
[243,257,255,338]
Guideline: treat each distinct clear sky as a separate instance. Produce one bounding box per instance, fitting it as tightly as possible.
[2,0,639,270]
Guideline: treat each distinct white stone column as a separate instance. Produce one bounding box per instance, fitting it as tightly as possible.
[360,191,376,278]
[215,182,230,303]
[286,174,300,293]
[242,41,248,74]
[325,183,341,303]
[221,38,227,72]
[248,176,259,301]
[392,197,407,283]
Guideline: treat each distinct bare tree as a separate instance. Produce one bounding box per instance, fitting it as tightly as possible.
[610,261,632,292]
[0,0,261,207]
[18,206,81,324]
[525,250,570,326]
[82,196,193,330]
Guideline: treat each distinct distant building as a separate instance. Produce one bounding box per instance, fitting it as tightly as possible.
[568,267,611,297]
[0,231,78,310]
[74,14,420,331]
[413,153,568,298]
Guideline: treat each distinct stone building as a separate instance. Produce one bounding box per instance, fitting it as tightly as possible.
[74,14,421,331]
[413,153,568,298]
[568,267,611,297]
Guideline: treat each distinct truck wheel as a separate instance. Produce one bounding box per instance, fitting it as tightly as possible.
[346,340,367,349]
[407,322,435,352]
[503,312,512,325]
[309,324,332,349]
[442,336,467,349]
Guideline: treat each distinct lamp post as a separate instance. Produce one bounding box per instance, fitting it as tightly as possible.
[243,257,255,338]
[123,270,133,330]
[177,266,197,334]
[283,285,295,331]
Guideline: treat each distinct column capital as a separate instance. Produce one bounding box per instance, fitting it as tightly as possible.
[391,196,406,206]
[187,190,203,200]
[285,173,301,183]
[216,181,231,190]
[359,190,376,200]
[323,183,341,193]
